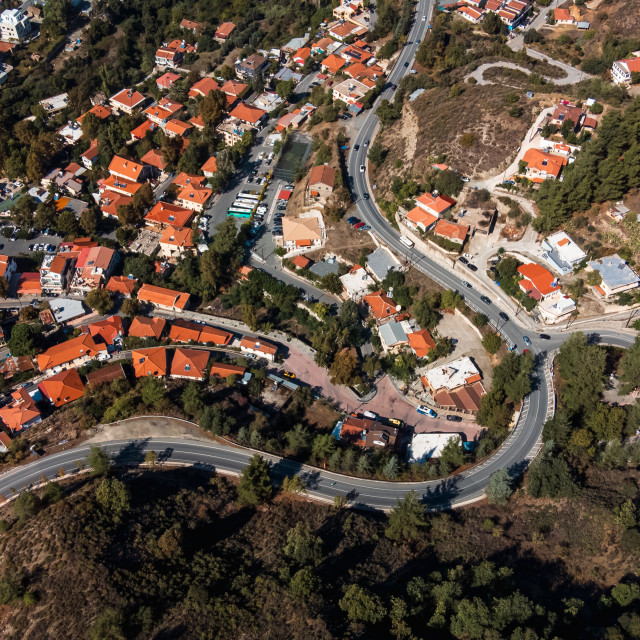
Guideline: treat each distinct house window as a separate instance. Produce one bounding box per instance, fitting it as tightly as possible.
[185,364,191,371]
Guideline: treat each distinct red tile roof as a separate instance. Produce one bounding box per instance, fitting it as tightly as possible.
[230,102,267,125]
[128,316,166,339]
[408,329,437,358]
[215,22,236,38]
[188,77,220,98]
[170,347,209,380]
[239,336,278,356]
[145,201,194,228]
[85,315,124,346]
[132,347,167,378]
[308,164,336,188]
[105,275,138,296]
[109,156,146,181]
[209,362,246,378]
[169,319,201,343]
[518,263,561,297]
[36,333,107,372]
[0,388,41,433]
[39,368,85,407]
[362,291,397,320]
[137,284,190,310]
[198,325,233,345]
[140,148,167,171]
[433,219,469,242]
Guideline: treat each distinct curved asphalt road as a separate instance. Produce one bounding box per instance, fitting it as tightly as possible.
[0,7,635,511]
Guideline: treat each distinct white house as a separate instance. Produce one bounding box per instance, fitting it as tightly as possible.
[541,231,587,275]
[0,9,30,41]
[537,292,576,324]
[340,265,375,301]
[612,55,640,85]
[587,254,640,298]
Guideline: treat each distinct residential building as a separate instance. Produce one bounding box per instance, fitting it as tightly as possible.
[550,103,585,129]
[587,254,640,297]
[235,53,270,80]
[169,319,202,343]
[0,388,41,434]
[40,254,75,294]
[137,283,191,312]
[70,246,118,293]
[409,433,461,462]
[180,18,200,33]
[432,219,469,246]
[48,298,87,324]
[322,54,346,76]
[105,275,137,297]
[312,37,339,56]
[201,156,217,178]
[220,79,249,102]
[0,9,30,41]
[159,226,195,261]
[293,47,311,66]
[517,262,561,300]
[198,325,233,346]
[109,88,146,114]
[108,155,151,183]
[332,77,373,113]
[170,347,209,381]
[408,328,436,358]
[155,39,196,68]
[329,20,365,42]
[612,55,640,84]
[541,231,586,275]
[140,148,167,175]
[81,138,99,169]
[128,316,166,340]
[76,103,112,125]
[362,290,398,324]
[229,102,267,127]
[457,6,483,22]
[143,97,184,127]
[130,120,157,141]
[239,336,278,361]
[38,368,85,408]
[281,215,324,252]
[132,347,167,378]
[188,77,220,98]
[340,265,375,301]
[0,255,16,282]
[365,246,402,282]
[156,71,181,90]
[520,148,566,182]
[82,315,124,347]
[405,206,437,233]
[378,319,412,351]
[144,201,194,230]
[608,201,631,223]
[421,356,486,414]
[209,362,246,379]
[36,333,107,372]
[554,8,575,24]
[100,192,132,219]
[307,165,336,198]
[176,184,212,212]
[537,292,576,324]
[215,22,236,39]
[165,119,193,138]
[86,362,126,386]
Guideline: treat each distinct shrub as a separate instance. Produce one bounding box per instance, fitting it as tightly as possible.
[459,133,475,147]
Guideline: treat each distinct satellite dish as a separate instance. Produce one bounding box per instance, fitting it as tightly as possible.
[395,305,401,312]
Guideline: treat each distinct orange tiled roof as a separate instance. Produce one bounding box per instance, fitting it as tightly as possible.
[109,156,146,181]
[145,202,194,228]
[0,255,13,278]
[220,79,248,97]
[137,283,190,310]
[132,347,167,378]
[0,388,40,433]
[130,120,156,140]
[362,291,397,320]
[188,77,220,98]
[169,319,202,343]
[105,275,137,296]
[85,315,124,346]
[198,325,232,345]
[209,362,245,378]
[77,104,112,124]
[201,157,217,174]
[170,347,209,379]
[406,206,437,229]
[215,22,236,38]
[38,368,85,407]
[101,193,132,217]
[308,164,336,188]
[17,272,41,295]
[165,119,193,136]
[407,329,436,358]
[36,333,107,371]
[101,174,143,196]
[128,316,166,339]
[522,149,566,179]
[239,336,278,356]
[173,172,205,188]
[433,219,469,241]
[230,102,267,125]
[177,185,212,206]
[141,148,167,171]
[111,88,146,109]
[517,263,561,296]
[416,192,456,215]
[157,72,181,88]
[322,53,346,74]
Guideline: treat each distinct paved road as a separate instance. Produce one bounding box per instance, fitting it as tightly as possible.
[467,60,580,86]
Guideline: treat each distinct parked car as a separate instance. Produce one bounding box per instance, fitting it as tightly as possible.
[348,218,361,226]
[354,222,365,229]
[347,216,358,224]
[466,263,478,272]
[361,225,371,231]
[417,405,437,418]
[360,165,365,173]
[282,371,296,379]
[446,415,462,422]
[364,140,369,147]
[461,176,470,183]
[539,334,550,340]
[459,256,468,264]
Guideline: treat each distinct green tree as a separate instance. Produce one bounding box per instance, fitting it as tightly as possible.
[86,289,113,315]
[13,491,41,522]
[440,289,463,310]
[339,584,385,624]
[121,297,140,318]
[139,376,166,410]
[527,444,576,498]
[368,143,385,167]
[482,332,503,355]
[289,567,321,599]
[44,482,64,504]
[619,336,640,395]
[385,490,426,543]
[485,468,513,506]
[275,79,296,100]
[87,446,111,476]
[88,609,126,640]
[7,323,40,356]
[182,382,204,418]
[284,523,323,566]
[319,272,343,294]
[144,450,158,467]
[237,454,272,506]
[329,349,361,386]
[414,295,440,329]
[473,313,488,328]
[434,170,464,197]
[95,478,130,522]
[483,11,506,34]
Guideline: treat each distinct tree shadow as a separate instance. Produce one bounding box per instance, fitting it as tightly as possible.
[112,438,151,466]
[270,457,304,487]
[421,475,462,511]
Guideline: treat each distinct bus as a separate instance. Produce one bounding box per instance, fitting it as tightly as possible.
[234,199,257,208]
[237,192,260,202]
[227,208,252,218]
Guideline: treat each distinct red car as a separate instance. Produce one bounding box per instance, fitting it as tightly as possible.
[354,222,365,229]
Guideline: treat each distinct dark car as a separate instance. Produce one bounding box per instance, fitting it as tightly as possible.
[403,62,409,67]
[480,295,491,304]
[363,193,370,200]
[391,83,397,90]
[446,415,462,422]
[354,144,360,151]
[346,216,358,224]
[539,333,551,340]
[459,256,468,264]
[499,312,509,321]
[348,218,361,226]
[466,263,478,272]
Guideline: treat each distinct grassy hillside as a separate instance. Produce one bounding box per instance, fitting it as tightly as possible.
[0,464,639,639]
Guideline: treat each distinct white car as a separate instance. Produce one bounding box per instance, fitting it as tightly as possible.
[360,165,365,173]
[422,15,426,20]
[97,352,110,362]
[461,176,470,183]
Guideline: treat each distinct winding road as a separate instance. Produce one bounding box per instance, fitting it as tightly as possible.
[0,2,633,511]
